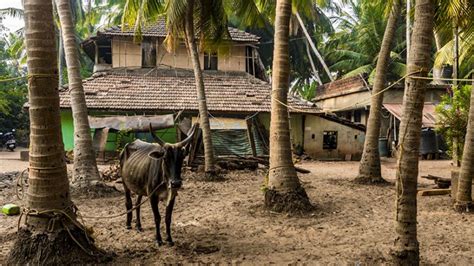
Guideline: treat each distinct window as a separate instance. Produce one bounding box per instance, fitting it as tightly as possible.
[323,131,337,150]
[204,52,218,70]
[141,38,156,67]
[354,110,362,123]
[245,46,256,75]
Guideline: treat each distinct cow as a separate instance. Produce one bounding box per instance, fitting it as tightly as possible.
[119,124,197,246]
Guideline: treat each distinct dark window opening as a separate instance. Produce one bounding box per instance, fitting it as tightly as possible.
[204,52,218,70]
[354,110,362,123]
[141,38,156,67]
[344,111,352,121]
[245,46,256,75]
[96,39,112,64]
[323,131,338,150]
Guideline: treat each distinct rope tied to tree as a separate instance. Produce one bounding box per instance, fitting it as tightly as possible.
[17,204,102,257]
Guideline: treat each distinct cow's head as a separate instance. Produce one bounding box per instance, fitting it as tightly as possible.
[148,124,198,190]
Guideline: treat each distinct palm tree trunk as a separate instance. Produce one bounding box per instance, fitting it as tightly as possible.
[264,0,311,213]
[56,0,100,185]
[7,0,102,263]
[184,0,216,174]
[392,0,434,264]
[355,0,401,184]
[58,32,64,87]
[454,81,474,212]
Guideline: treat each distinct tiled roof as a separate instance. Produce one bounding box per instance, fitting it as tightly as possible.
[97,19,260,43]
[313,75,450,101]
[59,68,319,114]
[313,75,368,101]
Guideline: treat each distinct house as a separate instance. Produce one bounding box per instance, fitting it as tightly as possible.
[313,75,450,157]
[58,20,367,161]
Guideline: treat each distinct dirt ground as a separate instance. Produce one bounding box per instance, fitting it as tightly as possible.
[1,152,473,264]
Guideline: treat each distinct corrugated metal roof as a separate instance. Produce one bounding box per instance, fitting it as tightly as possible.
[383,103,437,128]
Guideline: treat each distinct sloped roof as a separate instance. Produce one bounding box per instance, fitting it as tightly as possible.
[96,19,260,43]
[383,103,437,128]
[314,75,368,101]
[58,68,319,114]
[314,75,450,102]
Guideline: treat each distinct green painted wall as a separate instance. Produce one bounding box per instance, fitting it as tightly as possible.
[60,110,177,152]
[61,111,75,150]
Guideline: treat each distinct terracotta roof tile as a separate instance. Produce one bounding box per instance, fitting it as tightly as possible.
[59,68,320,114]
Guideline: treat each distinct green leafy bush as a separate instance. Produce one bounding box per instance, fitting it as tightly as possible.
[435,85,472,159]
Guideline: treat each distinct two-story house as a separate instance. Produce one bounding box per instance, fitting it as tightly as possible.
[313,75,450,157]
[58,19,367,161]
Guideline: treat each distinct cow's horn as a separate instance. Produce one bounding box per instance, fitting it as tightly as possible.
[177,123,199,147]
[149,123,165,146]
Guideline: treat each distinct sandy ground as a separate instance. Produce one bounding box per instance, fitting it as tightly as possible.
[0,154,473,264]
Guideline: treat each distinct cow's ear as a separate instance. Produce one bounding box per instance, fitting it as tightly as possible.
[148,150,164,160]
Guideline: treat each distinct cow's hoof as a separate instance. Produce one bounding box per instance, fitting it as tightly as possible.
[156,240,164,246]
[166,241,175,247]
[126,225,132,230]
[136,226,143,232]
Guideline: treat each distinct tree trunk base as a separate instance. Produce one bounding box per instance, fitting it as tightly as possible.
[354,175,388,185]
[70,180,121,199]
[7,228,113,265]
[202,170,226,181]
[453,201,473,213]
[264,186,313,214]
[390,248,419,266]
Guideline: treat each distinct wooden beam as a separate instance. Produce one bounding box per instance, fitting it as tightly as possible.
[246,119,257,157]
[417,189,451,196]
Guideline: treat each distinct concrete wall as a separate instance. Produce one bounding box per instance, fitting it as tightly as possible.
[257,113,304,149]
[304,115,365,160]
[111,36,248,71]
[112,37,142,68]
[383,89,445,104]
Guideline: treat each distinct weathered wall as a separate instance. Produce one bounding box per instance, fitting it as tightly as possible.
[304,115,365,160]
[316,88,446,126]
[110,36,248,71]
[112,37,142,68]
[383,89,445,104]
[257,113,304,149]
[218,46,247,72]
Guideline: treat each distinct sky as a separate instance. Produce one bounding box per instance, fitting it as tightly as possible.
[1,0,24,33]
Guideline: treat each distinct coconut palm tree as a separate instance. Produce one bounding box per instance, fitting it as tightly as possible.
[7,0,100,263]
[263,0,312,213]
[56,0,101,185]
[123,0,231,175]
[355,0,401,184]
[392,0,435,264]
[323,1,406,81]
[166,0,228,175]
[454,84,474,212]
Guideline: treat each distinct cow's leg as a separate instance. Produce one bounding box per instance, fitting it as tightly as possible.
[165,197,176,246]
[135,195,143,232]
[150,194,163,246]
[125,187,133,230]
